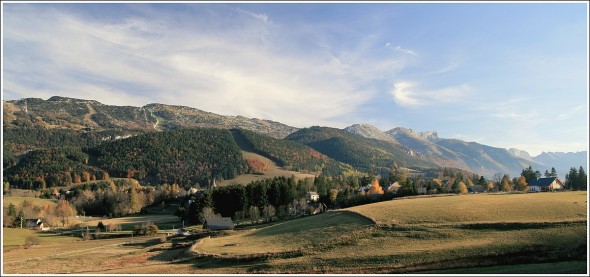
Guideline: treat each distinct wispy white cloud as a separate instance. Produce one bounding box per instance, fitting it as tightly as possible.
[385,42,418,56]
[3,4,407,128]
[235,7,271,24]
[391,81,472,107]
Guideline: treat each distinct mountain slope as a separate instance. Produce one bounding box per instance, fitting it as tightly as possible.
[287,126,437,175]
[343,124,548,177]
[3,96,299,139]
[344,124,398,144]
[532,151,588,178]
[230,129,350,175]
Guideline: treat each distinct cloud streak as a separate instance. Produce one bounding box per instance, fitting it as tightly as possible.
[2,4,405,128]
[385,42,418,56]
[391,81,472,107]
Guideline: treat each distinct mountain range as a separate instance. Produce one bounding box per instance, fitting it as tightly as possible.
[3,96,586,179]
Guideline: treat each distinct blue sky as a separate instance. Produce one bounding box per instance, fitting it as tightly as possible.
[2,2,588,156]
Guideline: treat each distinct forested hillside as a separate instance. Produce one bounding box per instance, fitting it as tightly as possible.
[91,128,246,186]
[3,128,247,189]
[286,126,436,175]
[4,147,107,189]
[231,129,350,175]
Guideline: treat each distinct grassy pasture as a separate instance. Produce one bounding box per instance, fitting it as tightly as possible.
[2,196,57,208]
[3,235,157,274]
[187,191,587,274]
[348,191,587,226]
[3,192,587,274]
[82,214,179,230]
[417,260,588,274]
[195,211,373,255]
[3,228,79,247]
[217,151,316,186]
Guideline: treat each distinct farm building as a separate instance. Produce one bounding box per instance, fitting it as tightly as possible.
[203,217,234,230]
[467,185,487,194]
[24,218,44,230]
[356,184,371,194]
[307,191,320,202]
[528,177,564,192]
[386,182,401,194]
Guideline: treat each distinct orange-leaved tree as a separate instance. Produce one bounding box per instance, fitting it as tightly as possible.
[368,179,384,195]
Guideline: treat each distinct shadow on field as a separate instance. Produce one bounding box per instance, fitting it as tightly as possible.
[456,221,586,231]
[147,248,188,262]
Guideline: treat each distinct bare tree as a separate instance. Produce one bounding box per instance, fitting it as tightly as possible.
[248,206,260,224]
[54,200,76,227]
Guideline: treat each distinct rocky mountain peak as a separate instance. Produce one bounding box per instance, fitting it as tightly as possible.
[508,148,533,161]
[344,123,396,143]
[386,127,439,142]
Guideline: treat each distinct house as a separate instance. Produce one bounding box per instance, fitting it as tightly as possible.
[356,184,371,194]
[203,217,234,230]
[177,228,190,236]
[528,177,564,192]
[188,187,199,195]
[306,191,320,202]
[467,185,487,194]
[386,182,401,194]
[25,218,43,230]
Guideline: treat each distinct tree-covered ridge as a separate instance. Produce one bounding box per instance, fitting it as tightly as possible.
[286,126,436,175]
[2,127,146,169]
[4,147,107,189]
[230,129,350,175]
[91,128,246,187]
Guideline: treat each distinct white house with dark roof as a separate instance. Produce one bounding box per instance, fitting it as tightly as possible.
[24,218,44,230]
[306,191,320,202]
[528,177,564,192]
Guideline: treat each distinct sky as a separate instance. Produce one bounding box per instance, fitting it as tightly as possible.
[2,2,588,156]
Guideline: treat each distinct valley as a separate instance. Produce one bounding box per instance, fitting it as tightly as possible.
[3,192,586,274]
[2,96,588,274]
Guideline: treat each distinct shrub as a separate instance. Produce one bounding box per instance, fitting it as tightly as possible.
[24,236,41,248]
[159,234,167,243]
[97,221,105,231]
[147,223,159,236]
[82,229,93,240]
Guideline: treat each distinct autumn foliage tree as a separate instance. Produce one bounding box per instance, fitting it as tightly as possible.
[54,200,76,227]
[500,174,513,192]
[514,176,528,192]
[245,158,270,174]
[457,181,468,194]
[368,179,384,196]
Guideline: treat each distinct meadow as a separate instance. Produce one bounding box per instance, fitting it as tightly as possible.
[217,151,316,186]
[3,191,587,274]
[349,191,587,225]
[2,196,57,208]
